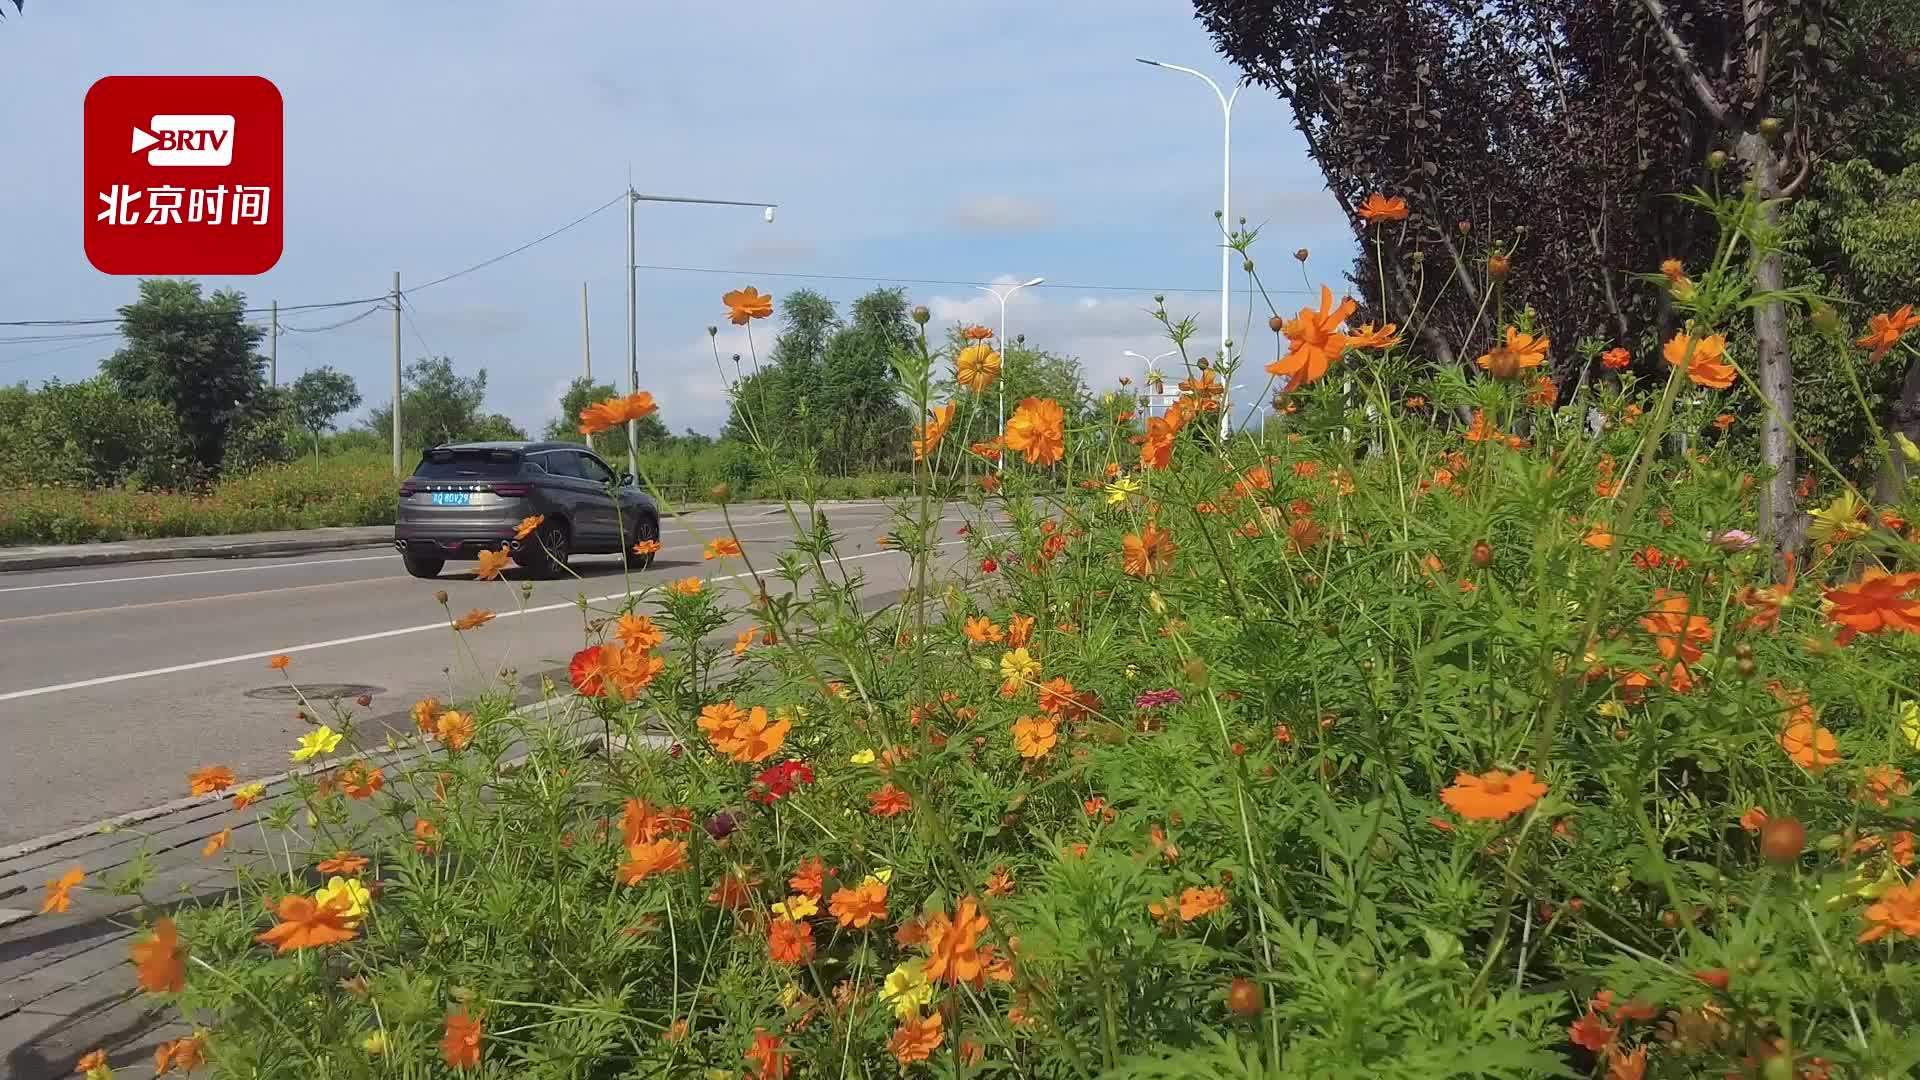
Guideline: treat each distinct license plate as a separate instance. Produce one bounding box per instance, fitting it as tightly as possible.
[430,492,471,506]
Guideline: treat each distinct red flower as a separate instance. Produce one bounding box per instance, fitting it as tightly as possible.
[750,761,816,805]
[569,645,610,697]
[980,557,998,574]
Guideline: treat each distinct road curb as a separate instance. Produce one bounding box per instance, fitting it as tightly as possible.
[0,528,393,573]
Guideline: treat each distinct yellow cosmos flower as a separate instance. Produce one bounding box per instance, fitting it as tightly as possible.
[880,959,933,1018]
[291,725,342,762]
[362,1030,390,1056]
[850,749,876,766]
[1901,701,1920,751]
[999,647,1041,685]
[314,875,371,922]
[771,893,819,920]
[1105,476,1143,505]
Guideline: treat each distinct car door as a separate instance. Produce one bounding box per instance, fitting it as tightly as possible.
[528,450,599,549]
[564,450,621,547]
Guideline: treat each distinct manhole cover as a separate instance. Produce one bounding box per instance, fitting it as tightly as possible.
[243,683,386,702]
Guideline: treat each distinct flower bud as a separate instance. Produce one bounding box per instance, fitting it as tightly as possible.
[709,482,732,503]
[1897,432,1920,465]
[1760,817,1805,863]
[1487,253,1510,280]
[1226,977,1262,1017]
[355,693,372,707]
[1197,356,1212,371]
[1758,116,1783,143]
[1182,658,1208,686]
[1471,541,1493,567]
[706,325,718,337]
[1810,302,1840,334]
[1457,220,1472,234]
[1293,248,1309,263]
[1214,209,1224,220]
[434,590,449,605]
[1409,251,1425,265]
[1269,314,1285,332]
[911,305,930,325]
[1242,258,1254,272]
[1707,150,1729,171]
[1153,294,1165,304]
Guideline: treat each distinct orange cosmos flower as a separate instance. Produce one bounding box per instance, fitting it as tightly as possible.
[441,1009,484,1070]
[1663,331,1736,389]
[513,514,543,541]
[964,616,1004,644]
[723,286,774,325]
[187,765,234,796]
[1122,522,1176,578]
[153,1031,208,1075]
[632,538,661,556]
[1779,719,1840,771]
[255,895,355,954]
[1475,326,1549,378]
[201,827,231,860]
[617,839,689,885]
[744,1030,790,1080]
[450,608,494,631]
[410,697,441,735]
[913,401,956,462]
[1641,589,1712,664]
[615,613,663,652]
[1862,765,1910,808]
[76,1050,108,1076]
[704,536,742,560]
[1601,347,1631,371]
[1269,286,1357,388]
[985,866,1016,897]
[1858,879,1920,942]
[786,857,828,898]
[473,547,512,580]
[924,896,991,984]
[266,654,291,671]
[1004,396,1066,466]
[1824,569,1920,634]
[1346,322,1401,350]
[1139,413,1182,471]
[577,400,623,435]
[955,344,1002,392]
[1440,769,1547,821]
[1010,715,1058,758]
[668,576,703,596]
[435,710,476,750]
[1178,884,1228,921]
[316,851,368,876]
[1356,192,1410,224]
[414,818,439,852]
[963,324,994,341]
[829,877,889,928]
[41,865,84,914]
[702,703,790,762]
[132,917,189,990]
[767,916,815,965]
[1858,305,1918,362]
[862,783,911,818]
[890,1011,945,1066]
[1007,613,1035,648]
[1462,409,1500,442]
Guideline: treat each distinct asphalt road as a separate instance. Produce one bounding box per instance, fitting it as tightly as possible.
[0,500,952,846]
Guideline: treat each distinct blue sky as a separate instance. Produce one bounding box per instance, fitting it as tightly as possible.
[0,1,1352,436]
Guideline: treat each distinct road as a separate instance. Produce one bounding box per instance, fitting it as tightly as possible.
[0,500,954,846]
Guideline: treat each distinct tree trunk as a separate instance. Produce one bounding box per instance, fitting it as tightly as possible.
[1738,131,1804,553]
[1874,352,1920,503]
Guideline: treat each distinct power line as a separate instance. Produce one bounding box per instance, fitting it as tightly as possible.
[630,263,1312,296]
[409,193,626,293]
[281,303,387,333]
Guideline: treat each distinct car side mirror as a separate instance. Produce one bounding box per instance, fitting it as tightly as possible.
[619,472,636,488]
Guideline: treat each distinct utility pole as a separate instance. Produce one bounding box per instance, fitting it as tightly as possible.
[582,281,592,381]
[268,300,277,386]
[391,271,403,477]
[625,189,638,477]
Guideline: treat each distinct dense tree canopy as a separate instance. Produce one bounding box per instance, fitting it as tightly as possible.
[102,279,272,474]
[363,356,525,454]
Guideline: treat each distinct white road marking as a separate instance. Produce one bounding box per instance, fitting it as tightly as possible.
[0,553,394,594]
[0,542,960,703]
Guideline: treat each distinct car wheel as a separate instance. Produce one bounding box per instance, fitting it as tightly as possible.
[402,551,445,579]
[625,516,660,570]
[517,519,570,579]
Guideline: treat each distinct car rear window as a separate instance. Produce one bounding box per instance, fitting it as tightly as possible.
[411,450,521,479]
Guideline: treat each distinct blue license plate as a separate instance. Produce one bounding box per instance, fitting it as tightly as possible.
[430,492,471,506]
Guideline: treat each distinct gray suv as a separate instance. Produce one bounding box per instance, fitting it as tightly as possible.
[393,441,660,579]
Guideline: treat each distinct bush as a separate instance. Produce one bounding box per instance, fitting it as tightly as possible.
[0,451,395,544]
[50,192,1920,1079]
[0,377,191,488]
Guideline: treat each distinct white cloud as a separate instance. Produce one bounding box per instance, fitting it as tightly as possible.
[945,194,1057,233]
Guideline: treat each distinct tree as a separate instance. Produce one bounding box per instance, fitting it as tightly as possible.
[542,377,669,462]
[287,367,363,464]
[1194,0,1885,548]
[101,279,270,475]
[364,356,524,454]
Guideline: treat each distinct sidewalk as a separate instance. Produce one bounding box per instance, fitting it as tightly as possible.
[0,526,394,573]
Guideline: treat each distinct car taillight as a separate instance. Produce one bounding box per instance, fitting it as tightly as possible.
[398,481,419,497]
[490,482,532,497]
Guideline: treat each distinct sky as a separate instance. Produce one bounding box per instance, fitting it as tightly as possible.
[0,1,1353,438]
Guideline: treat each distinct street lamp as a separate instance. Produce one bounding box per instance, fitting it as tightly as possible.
[973,276,1045,469]
[626,188,778,477]
[1123,348,1179,418]
[1137,58,1243,440]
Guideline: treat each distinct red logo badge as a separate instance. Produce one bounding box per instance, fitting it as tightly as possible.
[84,76,283,275]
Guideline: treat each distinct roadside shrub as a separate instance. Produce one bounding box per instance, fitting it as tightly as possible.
[45,191,1920,1079]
